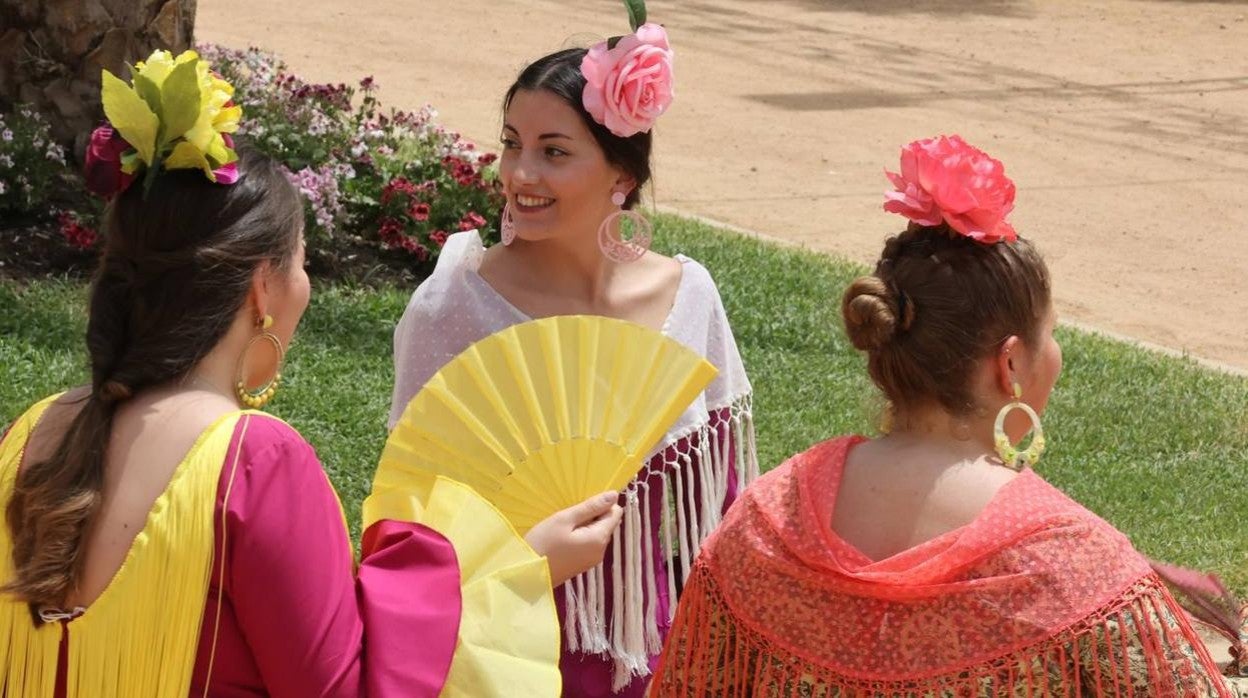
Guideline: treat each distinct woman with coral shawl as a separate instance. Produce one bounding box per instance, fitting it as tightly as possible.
[651,135,1248,696]
[0,49,619,698]
[388,4,757,695]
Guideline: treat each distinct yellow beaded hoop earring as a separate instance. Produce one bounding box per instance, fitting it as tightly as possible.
[235,314,284,409]
[993,382,1045,470]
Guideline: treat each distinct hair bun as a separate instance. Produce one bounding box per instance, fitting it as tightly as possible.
[841,276,905,351]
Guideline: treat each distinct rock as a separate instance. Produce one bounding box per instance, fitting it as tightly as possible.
[150,0,190,49]
[44,77,86,122]
[0,0,41,25]
[44,0,113,57]
[0,28,28,96]
[0,0,197,146]
[99,0,141,29]
[82,28,133,80]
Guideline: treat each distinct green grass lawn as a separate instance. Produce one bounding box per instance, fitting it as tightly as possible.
[4,213,1247,591]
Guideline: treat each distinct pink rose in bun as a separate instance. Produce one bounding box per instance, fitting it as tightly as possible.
[884,135,1017,244]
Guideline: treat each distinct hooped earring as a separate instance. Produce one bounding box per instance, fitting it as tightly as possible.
[597,191,652,263]
[235,314,285,409]
[993,382,1045,470]
[501,201,517,246]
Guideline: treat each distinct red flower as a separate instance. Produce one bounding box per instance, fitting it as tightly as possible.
[429,230,449,247]
[381,177,417,206]
[408,202,431,222]
[458,211,488,232]
[402,238,429,261]
[378,218,405,248]
[477,152,498,166]
[58,212,98,250]
[83,125,135,198]
[453,162,478,186]
[883,135,1017,244]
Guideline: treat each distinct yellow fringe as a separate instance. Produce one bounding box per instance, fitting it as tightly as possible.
[0,397,244,698]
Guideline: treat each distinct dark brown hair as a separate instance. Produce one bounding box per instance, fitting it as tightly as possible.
[4,145,302,616]
[503,48,653,209]
[842,222,1051,416]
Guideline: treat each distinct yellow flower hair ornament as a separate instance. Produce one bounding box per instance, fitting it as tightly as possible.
[84,49,242,197]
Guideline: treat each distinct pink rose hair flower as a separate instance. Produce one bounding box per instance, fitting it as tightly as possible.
[883,135,1017,244]
[580,22,674,138]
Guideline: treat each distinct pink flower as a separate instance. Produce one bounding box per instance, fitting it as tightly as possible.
[429,230,449,247]
[213,134,240,184]
[83,125,135,197]
[883,135,1017,244]
[580,23,675,138]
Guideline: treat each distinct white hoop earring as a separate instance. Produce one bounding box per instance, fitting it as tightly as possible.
[597,191,652,263]
[501,202,517,246]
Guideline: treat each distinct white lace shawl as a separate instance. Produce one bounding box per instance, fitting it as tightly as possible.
[388,230,758,689]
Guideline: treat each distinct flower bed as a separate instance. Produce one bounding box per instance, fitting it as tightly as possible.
[0,45,501,283]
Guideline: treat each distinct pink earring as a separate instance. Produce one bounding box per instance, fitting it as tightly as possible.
[501,201,517,246]
[597,191,652,263]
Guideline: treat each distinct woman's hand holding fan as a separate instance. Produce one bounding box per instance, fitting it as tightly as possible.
[525,491,624,585]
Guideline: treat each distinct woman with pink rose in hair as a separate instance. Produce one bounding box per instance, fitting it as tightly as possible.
[651,136,1248,696]
[1,50,622,698]
[388,3,758,695]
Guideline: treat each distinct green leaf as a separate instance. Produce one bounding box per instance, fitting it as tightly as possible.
[101,70,158,166]
[160,60,203,144]
[623,0,646,30]
[132,74,162,117]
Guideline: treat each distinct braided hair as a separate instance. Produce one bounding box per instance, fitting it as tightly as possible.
[3,145,302,617]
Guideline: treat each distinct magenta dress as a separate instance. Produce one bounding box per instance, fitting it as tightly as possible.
[5,396,557,697]
[186,415,462,696]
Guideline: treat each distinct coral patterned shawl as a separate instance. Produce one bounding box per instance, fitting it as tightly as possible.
[652,436,1232,697]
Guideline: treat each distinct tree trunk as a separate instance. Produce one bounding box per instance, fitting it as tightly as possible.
[0,0,197,150]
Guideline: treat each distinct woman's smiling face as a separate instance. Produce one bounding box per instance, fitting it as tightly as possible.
[499,88,627,244]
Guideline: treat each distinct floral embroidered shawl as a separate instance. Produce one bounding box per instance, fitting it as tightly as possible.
[653,436,1233,697]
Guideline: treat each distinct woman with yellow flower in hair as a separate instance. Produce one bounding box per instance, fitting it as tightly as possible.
[0,50,620,697]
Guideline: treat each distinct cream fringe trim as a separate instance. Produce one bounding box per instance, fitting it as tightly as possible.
[562,393,759,691]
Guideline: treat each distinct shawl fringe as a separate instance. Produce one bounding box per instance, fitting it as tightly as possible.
[564,394,758,690]
[654,561,1234,697]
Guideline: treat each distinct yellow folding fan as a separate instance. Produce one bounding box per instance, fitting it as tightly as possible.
[377,315,718,533]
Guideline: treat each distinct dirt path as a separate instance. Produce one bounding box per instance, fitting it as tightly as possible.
[198,0,1248,370]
